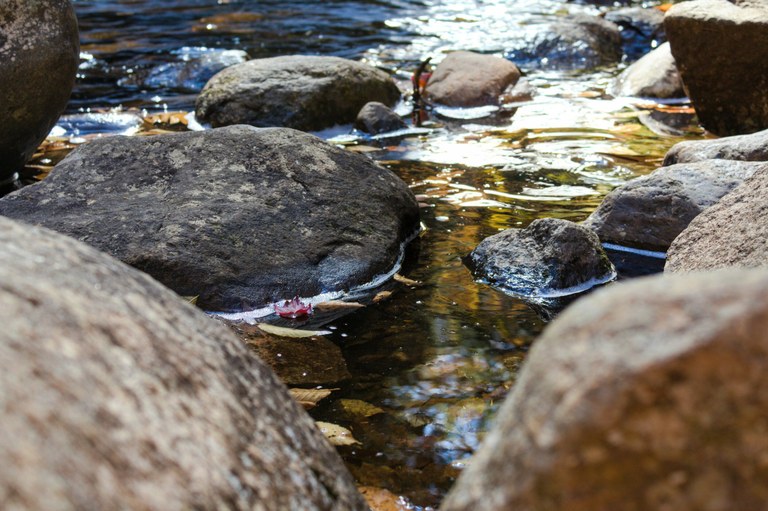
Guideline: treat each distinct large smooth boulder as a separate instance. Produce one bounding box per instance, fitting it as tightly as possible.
[605,7,666,61]
[665,0,768,135]
[583,160,764,252]
[424,51,521,107]
[666,165,768,272]
[442,268,768,511]
[0,126,420,311]
[196,55,401,131]
[0,0,80,182]
[610,42,685,98]
[664,128,768,165]
[465,218,615,298]
[0,216,367,510]
[505,15,622,70]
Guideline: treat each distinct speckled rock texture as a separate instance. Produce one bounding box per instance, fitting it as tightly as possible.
[610,42,684,98]
[664,128,768,165]
[666,165,768,273]
[0,126,420,311]
[0,216,368,511]
[665,0,768,135]
[583,160,764,252]
[442,268,768,511]
[505,15,622,70]
[465,218,615,298]
[354,101,407,134]
[0,0,79,181]
[196,55,401,131]
[424,51,521,107]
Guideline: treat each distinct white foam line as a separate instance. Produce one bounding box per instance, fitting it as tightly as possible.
[602,243,667,260]
[208,228,421,324]
[529,270,618,299]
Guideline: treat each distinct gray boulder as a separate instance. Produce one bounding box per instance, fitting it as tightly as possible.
[354,101,407,135]
[605,7,666,61]
[442,268,768,511]
[664,128,768,165]
[584,160,764,252]
[0,216,367,510]
[610,42,685,98]
[0,0,79,182]
[505,15,622,70]
[666,165,768,272]
[465,218,615,299]
[424,51,521,107]
[0,126,420,312]
[665,0,768,135]
[196,55,401,131]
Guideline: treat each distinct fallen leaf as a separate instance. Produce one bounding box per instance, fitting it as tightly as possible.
[257,323,331,338]
[394,273,422,286]
[372,290,393,304]
[338,398,386,418]
[274,296,313,318]
[358,486,410,511]
[314,300,365,311]
[347,145,381,153]
[289,388,336,409]
[316,421,360,446]
[182,295,199,305]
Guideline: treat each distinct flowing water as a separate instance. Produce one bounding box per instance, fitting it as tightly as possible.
[42,0,703,507]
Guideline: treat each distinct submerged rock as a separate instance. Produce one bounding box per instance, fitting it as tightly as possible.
[505,15,622,70]
[0,0,80,182]
[583,160,764,252]
[0,126,420,311]
[610,42,685,99]
[665,0,768,135]
[0,216,367,511]
[196,55,401,131]
[666,165,768,273]
[664,128,768,165]
[442,268,768,511]
[465,218,615,299]
[604,7,666,61]
[424,51,521,107]
[354,101,407,135]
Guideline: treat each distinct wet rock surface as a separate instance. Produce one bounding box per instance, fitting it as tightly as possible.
[424,51,521,107]
[0,125,420,311]
[443,268,768,511]
[666,165,768,273]
[610,42,684,99]
[505,15,622,70]
[465,218,615,298]
[664,128,768,165]
[196,55,401,131]
[0,216,367,511]
[355,101,407,135]
[665,0,768,135]
[0,0,80,181]
[604,7,665,61]
[583,160,763,252]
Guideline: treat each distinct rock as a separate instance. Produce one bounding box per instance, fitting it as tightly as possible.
[0,126,420,312]
[442,268,768,511]
[663,128,768,165]
[505,15,622,70]
[604,7,666,61]
[0,216,367,510]
[120,46,248,92]
[665,0,768,135]
[465,218,615,298]
[424,51,521,107]
[501,78,536,103]
[583,160,764,252]
[610,42,685,98]
[354,101,407,135]
[666,165,768,272]
[0,0,80,182]
[196,55,401,131]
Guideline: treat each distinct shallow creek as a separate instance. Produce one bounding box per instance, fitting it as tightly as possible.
[32,0,704,507]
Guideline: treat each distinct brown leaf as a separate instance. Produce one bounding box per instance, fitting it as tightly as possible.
[358,486,410,511]
[314,300,365,311]
[315,421,360,446]
[289,388,336,409]
[257,323,331,338]
[372,291,393,304]
[394,273,422,286]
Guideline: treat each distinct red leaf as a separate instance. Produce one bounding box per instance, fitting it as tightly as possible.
[274,296,313,318]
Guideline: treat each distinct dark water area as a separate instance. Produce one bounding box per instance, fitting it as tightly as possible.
[55,0,704,508]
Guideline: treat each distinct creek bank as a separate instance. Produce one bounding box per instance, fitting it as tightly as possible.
[665,0,768,135]
[584,160,763,252]
[195,55,401,131]
[0,125,420,311]
[442,268,768,511]
[465,218,615,300]
[0,216,367,511]
[0,0,79,182]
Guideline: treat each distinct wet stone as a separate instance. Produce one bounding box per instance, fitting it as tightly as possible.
[355,102,407,135]
[604,6,666,61]
[664,128,768,165]
[424,51,521,107]
[610,42,685,99]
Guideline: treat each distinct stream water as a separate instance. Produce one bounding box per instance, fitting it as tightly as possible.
[44,0,703,508]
